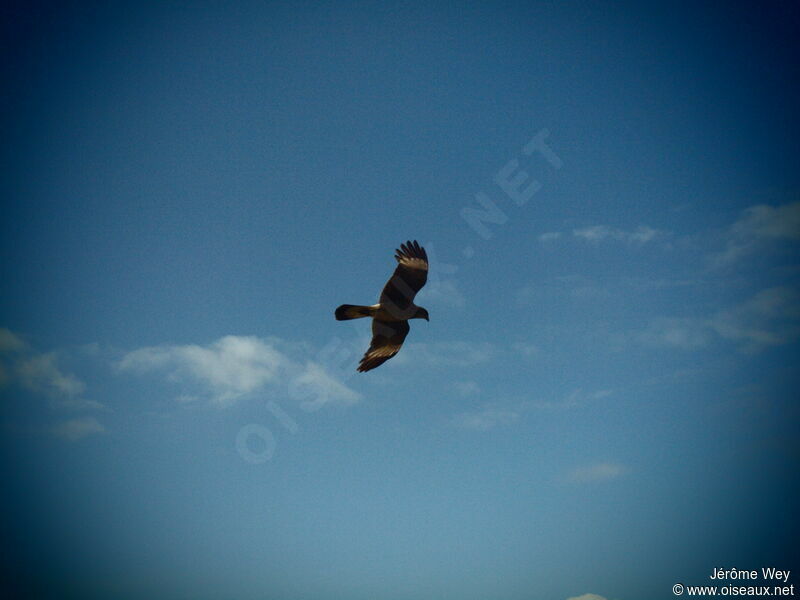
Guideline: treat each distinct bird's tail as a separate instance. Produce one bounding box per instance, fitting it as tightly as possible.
[335,304,377,321]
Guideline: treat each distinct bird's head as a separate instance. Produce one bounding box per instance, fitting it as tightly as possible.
[414,307,430,321]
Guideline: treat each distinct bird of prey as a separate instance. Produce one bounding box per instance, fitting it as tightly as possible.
[335,240,429,372]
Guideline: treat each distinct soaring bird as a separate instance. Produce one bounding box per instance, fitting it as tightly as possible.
[335,240,429,372]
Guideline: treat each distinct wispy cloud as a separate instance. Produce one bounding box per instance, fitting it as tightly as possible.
[16,353,86,398]
[1,329,103,412]
[535,225,663,245]
[515,284,538,305]
[51,417,107,441]
[710,286,800,352]
[452,380,480,396]
[512,342,540,357]
[451,406,519,431]
[636,317,712,349]
[119,336,287,405]
[119,334,360,407]
[538,231,562,242]
[517,275,697,307]
[630,286,800,353]
[0,328,27,353]
[416,242,466,308]
[710,201,800,266]
[555,274,613,299]
[290,362,360,410]
[451,388,612,431]
[399,341,494,368]
[1,329,108,439]
[566,595,610,600]
[566,462,628,483]
[51,397,107,411]
[531,388,612,410]
[417,279,466,308]
[573,224,661,244]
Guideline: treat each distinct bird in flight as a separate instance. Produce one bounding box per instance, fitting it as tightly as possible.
[335,240,429,372]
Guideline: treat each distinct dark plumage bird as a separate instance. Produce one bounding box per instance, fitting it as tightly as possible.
[335,240,429,372]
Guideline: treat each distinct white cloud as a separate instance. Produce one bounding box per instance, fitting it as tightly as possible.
[451,406,519,431]
[120,335,286,405]
[710,286,800,351]
[289,362,360,411]
[567,462,628,483]
[400,341,494,367]
[519,275,699,307]
[0,329,105,418]
[531,388,612,410]
[628,226,660,243]
[513,342,540,357]
[16,353,87,398]
[618,276,699,292]
[51,417,107,441]
[120,334,360,407]
[453,380,480,396]
[733,202,800,239]
[636,317,711,349]
[175,394,200,404]
[573,225,660,244]
[566,595,609,600]
[554,274,612,299]
[2,329,95,401]
[711,201,800,266]
[0,328,27,353]
[573,225,613,242]
[52,398,107,411]
[417,278,466,308]
[631,286,800,354]
[515,284,537,305]
[538,231,562,242]
[415,242,466,308]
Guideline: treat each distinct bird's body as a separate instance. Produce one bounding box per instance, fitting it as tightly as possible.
[336,303,425,322]
[335,240,429,372]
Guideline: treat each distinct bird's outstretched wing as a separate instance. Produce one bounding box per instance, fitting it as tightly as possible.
[357,319,411,372]
[379,240,428,316]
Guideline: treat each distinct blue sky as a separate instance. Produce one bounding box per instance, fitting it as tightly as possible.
[1,2,799,598]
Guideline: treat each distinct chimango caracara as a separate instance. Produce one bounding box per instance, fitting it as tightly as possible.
[335,240,429,372]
